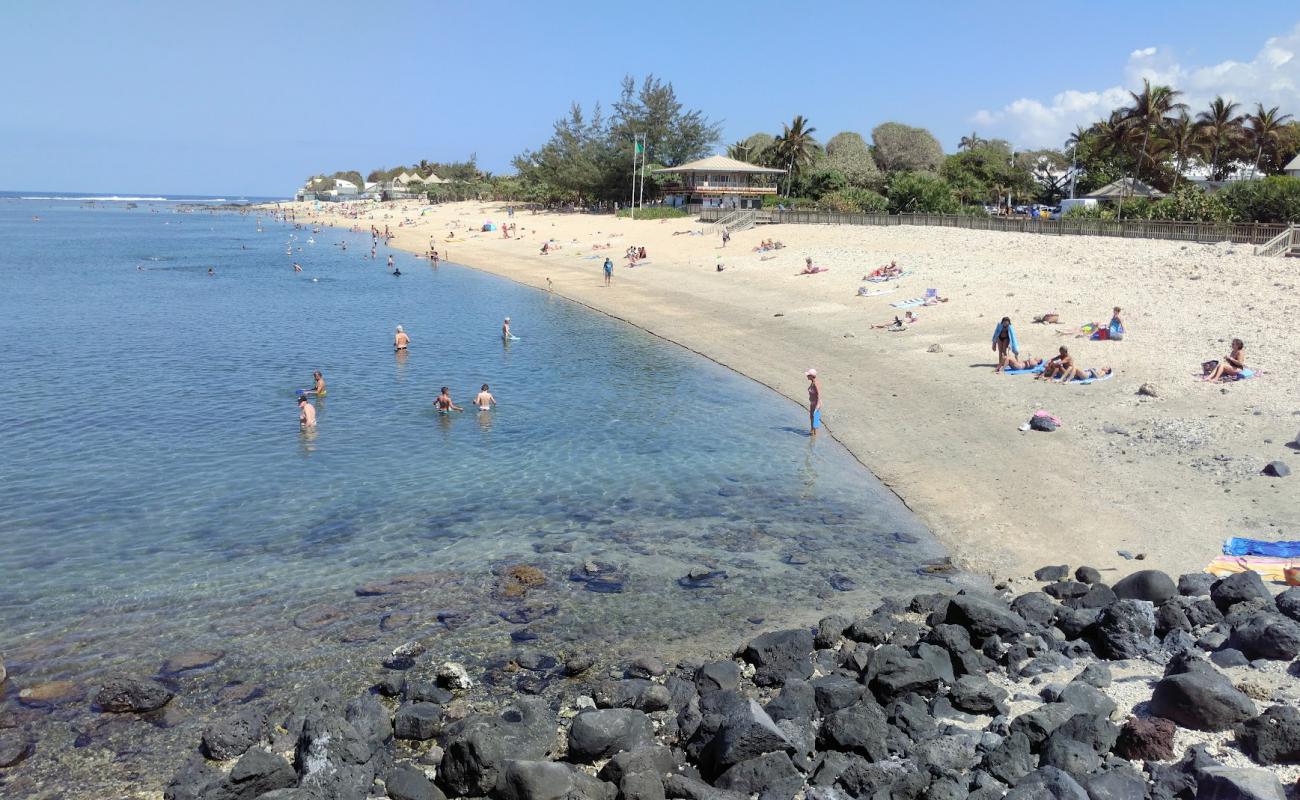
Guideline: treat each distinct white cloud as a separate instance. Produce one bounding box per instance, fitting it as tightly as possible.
[973,23,1300,149]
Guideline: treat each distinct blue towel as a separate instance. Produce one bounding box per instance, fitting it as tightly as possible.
[1003,363,1046,375]
[992,321,1020,356]
[1238,368,1255,379]
[891,297,926,309]
[1061,371,1113,385]
[1224,537,1300,557]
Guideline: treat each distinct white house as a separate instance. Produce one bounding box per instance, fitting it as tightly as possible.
[652,155,786,210]
[1285,153,1300,178]
[332,179,359,196]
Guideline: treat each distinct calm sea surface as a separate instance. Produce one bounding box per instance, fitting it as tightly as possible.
[0,198,954,795]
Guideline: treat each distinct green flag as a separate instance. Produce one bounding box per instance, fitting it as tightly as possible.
[634,140,644,154]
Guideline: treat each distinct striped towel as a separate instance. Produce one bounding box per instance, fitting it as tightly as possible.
[1205,554,1297,582]
[890,297,926,309]
[857,287,898,298]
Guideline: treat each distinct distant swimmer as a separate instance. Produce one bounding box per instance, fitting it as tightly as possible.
[392,267,401,276]
[305,370,327,398]
[208,268,215,276]
[474,384,497,411]
[298,395,317,429]
[434,386,463,414]
[394,325,410,351]
[294,262,303,272]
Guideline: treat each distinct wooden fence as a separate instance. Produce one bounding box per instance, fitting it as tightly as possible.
[696,208,1288,246]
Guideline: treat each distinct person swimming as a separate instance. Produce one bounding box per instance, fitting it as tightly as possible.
[297,395,316,429]
[293,262,302,272]
[305,370,327,397]
[474,384,497,411]
[394,325,410,351]
[434,386,463,414]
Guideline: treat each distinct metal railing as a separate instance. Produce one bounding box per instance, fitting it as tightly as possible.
[1254,224,1300,256]
[696,208,1290,246]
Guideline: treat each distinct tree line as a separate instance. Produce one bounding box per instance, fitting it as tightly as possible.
[307,74,1300,222]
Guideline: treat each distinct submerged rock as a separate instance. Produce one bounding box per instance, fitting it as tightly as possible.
[161,650,224,676]
[95,677,173,713]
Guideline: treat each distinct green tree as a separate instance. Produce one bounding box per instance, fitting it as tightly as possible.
[771,115,821,195]
[871,122,944,174]
[958,131,986,152]
[1245,104,1295,178]
[886,172,958,213]
[1161,112,1205,190]
[819,187,887,213]
[823,131,883,190]
[609,74,720,168]
[1219,175,1300,222]
[1149,185,1232,222]
[1121,79,1186,185]
[1196,96,1247,181]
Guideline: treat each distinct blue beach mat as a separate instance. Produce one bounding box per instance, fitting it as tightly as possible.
[1002,363,1046,376]
[890,297,926,309]
[1224,537,1300,557]
[1062,371,1114,385]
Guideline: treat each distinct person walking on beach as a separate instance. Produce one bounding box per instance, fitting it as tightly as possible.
[806,369,823,436]
[298,395,317,429]
[603,257,613,286]
[394,325,410,351]
[992,317,1019,373]
[474,384,497,411]
[721,227,730,247]
[434,387,463,413]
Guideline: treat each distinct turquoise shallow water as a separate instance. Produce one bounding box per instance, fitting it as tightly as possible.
[0,199,954,795]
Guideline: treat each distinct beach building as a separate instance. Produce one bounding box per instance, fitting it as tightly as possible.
[1084,177,1165,203]
[1285,153,1300,178]
[653,155,786,210]
[332,178,359,196]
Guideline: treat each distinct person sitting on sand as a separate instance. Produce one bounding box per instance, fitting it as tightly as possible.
[1073,306,1125,340]
[1202,339,1247,382]
[474,384,497,411]
[434,387,463,413]
[1057,364,1113,383]
[991,317,1019,373]
[1036,347,1073,381]
[540,242,550,255]
[394,325,410,351]
[798,257,821,275]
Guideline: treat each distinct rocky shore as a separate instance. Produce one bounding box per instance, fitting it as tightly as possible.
[14,564,1292,799]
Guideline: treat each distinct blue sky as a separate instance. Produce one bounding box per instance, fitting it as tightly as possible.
[5,0,1300,196]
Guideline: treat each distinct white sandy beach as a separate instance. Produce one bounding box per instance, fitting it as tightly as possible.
[282,200,1300,584]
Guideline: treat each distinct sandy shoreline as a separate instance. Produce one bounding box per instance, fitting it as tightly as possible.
[275,200,1300,584]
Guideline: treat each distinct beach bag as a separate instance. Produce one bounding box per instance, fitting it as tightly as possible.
[1201,360,1219,375]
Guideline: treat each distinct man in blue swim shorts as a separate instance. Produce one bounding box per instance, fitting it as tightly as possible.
[806,368,822,436]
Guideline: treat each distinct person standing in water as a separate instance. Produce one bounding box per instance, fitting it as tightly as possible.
[502,317,513,339]
[394,325,410,351]
[305,371,327,398]
[474,384,497,411]
[603,257,613,286]
[387,254,394,270]
[434,387,463,413]
[298,395,317,429]
[806,369,823,436]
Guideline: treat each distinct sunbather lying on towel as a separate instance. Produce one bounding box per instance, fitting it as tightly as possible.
[865,261,902,280]
[1036,346,1073,381]
[1056,365,1112,382]
[871,311,918,329]
[1004,354,1043,370]
[1202,338,1247,381]
[1032,312,1060,324]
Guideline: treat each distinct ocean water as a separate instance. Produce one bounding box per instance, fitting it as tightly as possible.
[0,198,955,794]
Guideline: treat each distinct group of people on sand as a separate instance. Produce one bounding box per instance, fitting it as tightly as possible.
[992,317,1113,382]
[753,239,785,252]
[865,261,904,281]
[626,245,648,265]
[294,324,502,430]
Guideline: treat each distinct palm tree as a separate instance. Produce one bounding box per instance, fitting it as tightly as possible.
[1122,79,1186,183]
[1162,112,1204,190]
[726,140,752,162]
[1196,96,1246,181]
[772,115,820,196]
[958,131,984,152]
[1246,103,1294,178]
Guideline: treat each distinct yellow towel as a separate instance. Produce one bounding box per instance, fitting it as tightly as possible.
[1204,555,1297,582]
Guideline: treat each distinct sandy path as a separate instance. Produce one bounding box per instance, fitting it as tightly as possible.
[282,200,1300,584]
